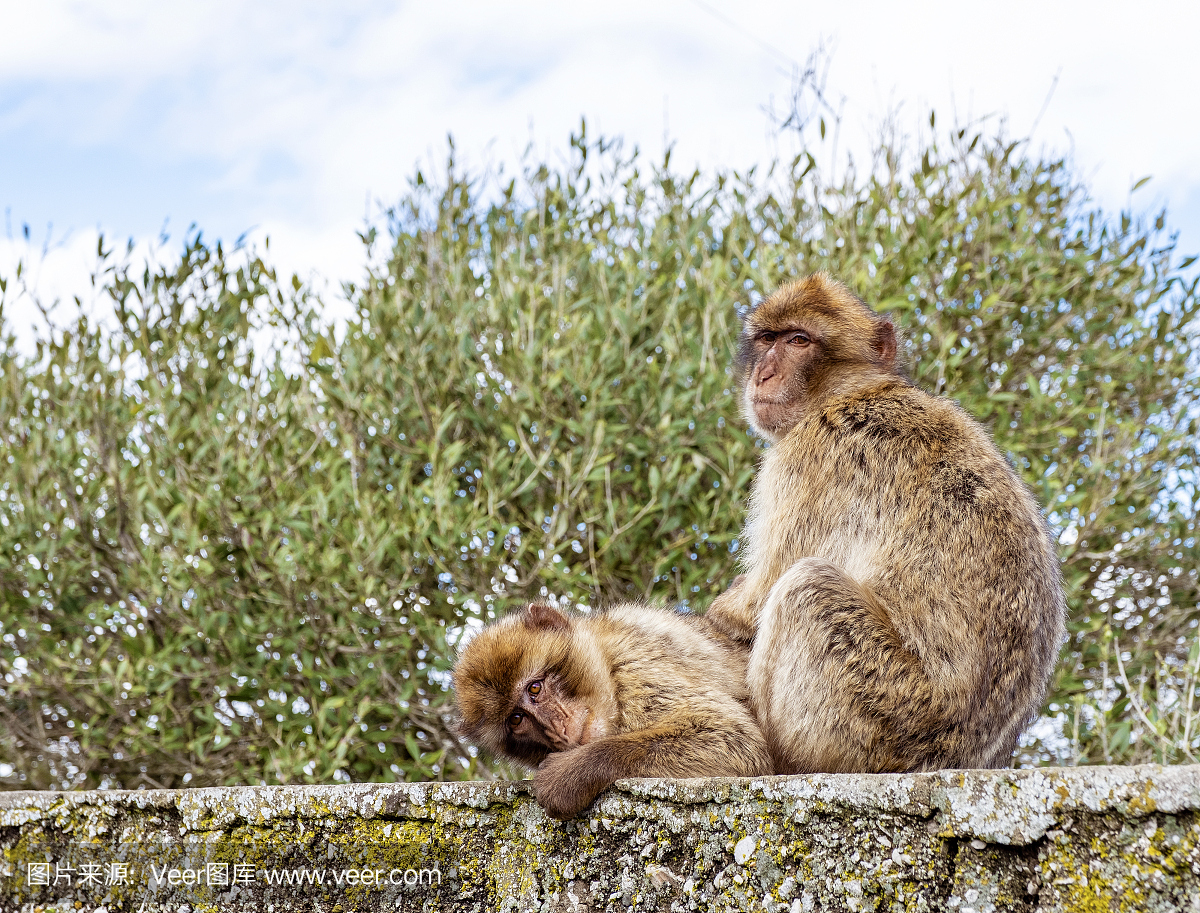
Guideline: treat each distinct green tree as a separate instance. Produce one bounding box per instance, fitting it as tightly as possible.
[0,124,1196,788]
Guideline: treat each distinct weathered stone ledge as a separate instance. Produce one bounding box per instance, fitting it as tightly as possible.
[2,765,1199,912]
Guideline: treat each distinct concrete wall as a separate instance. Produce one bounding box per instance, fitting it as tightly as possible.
[2,765,1199,912]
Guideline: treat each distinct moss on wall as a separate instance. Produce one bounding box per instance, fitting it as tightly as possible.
[2,766,1199,911]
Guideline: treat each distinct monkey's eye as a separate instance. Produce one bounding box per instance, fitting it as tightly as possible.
[508,711,524,728]
[527,680,543,697]
[789,332,811,345]
[759,332,777,345]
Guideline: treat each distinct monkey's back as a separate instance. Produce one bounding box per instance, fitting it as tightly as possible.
[587,605,752,726]
[749,379,1066,768]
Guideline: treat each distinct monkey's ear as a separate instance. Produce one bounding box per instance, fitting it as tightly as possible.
[523,603,571,632]
[873,319,897,368]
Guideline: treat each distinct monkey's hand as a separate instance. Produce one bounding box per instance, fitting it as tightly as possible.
[533,748,614,820]
[705,576,758,642]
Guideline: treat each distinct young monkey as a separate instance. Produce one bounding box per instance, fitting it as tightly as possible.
[454,601,773,819]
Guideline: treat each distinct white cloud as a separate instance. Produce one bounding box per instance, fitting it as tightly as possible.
[2,0,1198,352]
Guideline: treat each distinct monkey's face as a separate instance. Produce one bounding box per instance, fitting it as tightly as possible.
[503,670,596,758]
[740,324,821,442]
[736,274,899,442]
[453,603,613,768]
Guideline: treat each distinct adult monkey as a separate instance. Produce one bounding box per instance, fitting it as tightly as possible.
[705,273,1065,774]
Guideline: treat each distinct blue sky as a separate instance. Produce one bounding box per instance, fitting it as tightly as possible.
[3,0,1199,349]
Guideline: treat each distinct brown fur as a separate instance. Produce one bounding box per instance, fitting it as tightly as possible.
[707,272,1066,773]
[454,601,773,818]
